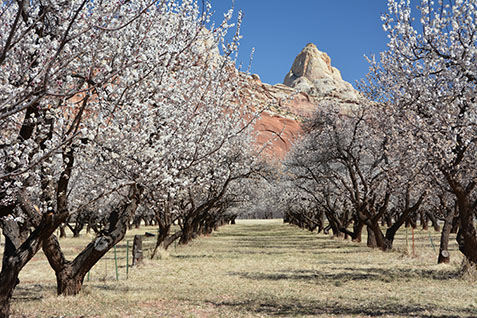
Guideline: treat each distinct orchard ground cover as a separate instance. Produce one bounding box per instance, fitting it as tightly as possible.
[5,219,476,318]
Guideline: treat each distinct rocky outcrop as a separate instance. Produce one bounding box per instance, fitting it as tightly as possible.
[283,43,358,101]
[250,43,361,160]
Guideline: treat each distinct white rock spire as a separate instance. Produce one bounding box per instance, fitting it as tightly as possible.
[283,43,357,100]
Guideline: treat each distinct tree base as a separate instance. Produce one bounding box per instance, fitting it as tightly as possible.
[57,271,84,296]
[460,258,477,280]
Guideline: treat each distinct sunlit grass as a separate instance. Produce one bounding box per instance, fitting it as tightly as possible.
[4,219,477,317]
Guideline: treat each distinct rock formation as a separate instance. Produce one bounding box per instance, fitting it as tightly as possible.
[250,43,361,160]
[283,43,357,101]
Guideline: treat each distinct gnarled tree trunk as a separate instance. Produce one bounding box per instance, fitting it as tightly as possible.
[0,212,67,318]
[43,185,141,296]
[445,175,477,266]
[455,194,477,265]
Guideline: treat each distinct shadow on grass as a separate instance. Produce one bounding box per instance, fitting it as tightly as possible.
[229,237,363,250]
[91,283,155,293]
[12,284,49,301]
[208,297,476,317]
[229,266,460,284]
[172,254,214,259]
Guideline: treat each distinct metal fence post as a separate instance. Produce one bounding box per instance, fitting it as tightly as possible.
[114,245,119,280]
[126,240,129,279]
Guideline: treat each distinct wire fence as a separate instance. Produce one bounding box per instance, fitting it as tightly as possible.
[85,231,163,282]
[0,227,180,283]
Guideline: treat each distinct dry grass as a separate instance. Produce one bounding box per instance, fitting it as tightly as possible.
[4,220,477,317]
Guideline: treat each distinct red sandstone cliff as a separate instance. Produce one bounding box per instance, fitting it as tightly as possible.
[249,43,361,160]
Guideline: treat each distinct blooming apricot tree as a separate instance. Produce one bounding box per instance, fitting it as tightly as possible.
[283,99,430,250]
[363,0,477,265]
[0,0,257,315]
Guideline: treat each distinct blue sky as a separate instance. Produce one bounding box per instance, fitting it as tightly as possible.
[208,0,392,87]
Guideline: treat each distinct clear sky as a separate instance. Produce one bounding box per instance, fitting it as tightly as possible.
[208,0,392,87]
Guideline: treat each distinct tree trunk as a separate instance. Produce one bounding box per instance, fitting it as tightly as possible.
[163,231,181,250]
[323,224,331,235]
[0,101,67,317]
[0,227,21,318]
[72,228,81,238]
[132,235,143,266]
[426,212,440,232]
[384,211,415,251]
[444,175,477,265]
[180,219,196,245]
[382,194,426,251]
[455,195,477,265]
[370,224,389,251]
[367,226,377,248]
[192,219,201,239]
[406,216,417,229]
[198,222,205,235]
[326,216,343,238]
[43,235,86,295]
[151,223,171,258]
[451,215,460,234]
[384,223,399,251]
[0,274,17,318]
[180,226,193,245]
[438,208,455,264]
[59,224,67,238]
[56,264,83,296]
[67,222,83,238]
[332,226,344,238]
[385,214,393,227]
[371,231,387,251]
[43,185,141,296]
[419,211,428,230]
[0,212,67,317]
[352,220,364,243]
[0,241,20,318]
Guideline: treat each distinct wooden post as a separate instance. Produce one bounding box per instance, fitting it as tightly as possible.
[132,235,143,266]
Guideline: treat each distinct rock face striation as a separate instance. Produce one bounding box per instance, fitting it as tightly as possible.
[250,43,360,160]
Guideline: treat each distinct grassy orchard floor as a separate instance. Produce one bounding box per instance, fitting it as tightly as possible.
[6,219,477,318]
